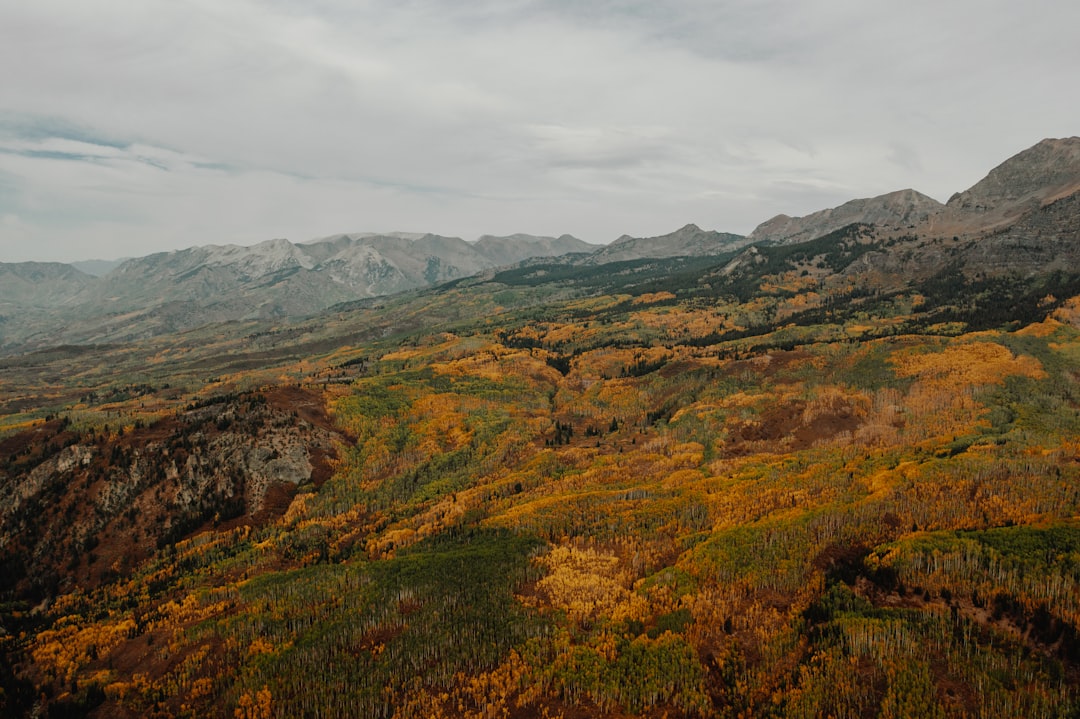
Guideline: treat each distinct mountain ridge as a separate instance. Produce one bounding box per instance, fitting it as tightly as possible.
[0,233,598,351]
[748,188,945,245]
[0,262,96,309]
[3,136,1080,353]
[585,223,748,264]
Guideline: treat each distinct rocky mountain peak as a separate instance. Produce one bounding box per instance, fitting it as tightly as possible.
[946,136,1080,214]
[749,189,944,246]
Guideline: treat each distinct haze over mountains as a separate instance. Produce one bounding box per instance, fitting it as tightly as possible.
[1,137,1079,353]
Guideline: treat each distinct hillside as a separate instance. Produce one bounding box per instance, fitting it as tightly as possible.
[1,137,1080,718]
[586,224,748,263]
[0,262,96,309]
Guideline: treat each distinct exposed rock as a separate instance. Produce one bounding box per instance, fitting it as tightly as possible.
[745,137,1080,284]
[719,246,765,276]
[957,191,1080,277]
[0,388,344,597]
[748,189,944,246]
[945,137,1080,222]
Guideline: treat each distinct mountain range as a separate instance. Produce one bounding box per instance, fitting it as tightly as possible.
[1,136,1079,354]
[748,137,1080,249]
[0,233,598,351]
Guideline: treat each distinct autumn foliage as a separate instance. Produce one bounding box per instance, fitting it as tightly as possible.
[3,262,1080,719]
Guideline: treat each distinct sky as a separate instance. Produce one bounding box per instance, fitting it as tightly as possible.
[1,0,1078,263]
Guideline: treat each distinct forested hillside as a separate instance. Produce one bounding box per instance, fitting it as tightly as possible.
[3,233,1080,718]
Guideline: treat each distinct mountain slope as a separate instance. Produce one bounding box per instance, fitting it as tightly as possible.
[473,233,598,266]
[945,136,1080,224]
[0,233,603,352]
[0,262,96,309]
[748,137,1080,248]
[586,223,747,263]
[3,136,1080,355]
[956,189,1080,277]
[748,188,945,245]
[82,234,469,314]
[3,227,1080,717]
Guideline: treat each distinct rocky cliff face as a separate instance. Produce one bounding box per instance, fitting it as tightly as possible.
[957,190,1080,277]
[743,137,1080,284]
[908,137,1080,278]
[0,387,343,598]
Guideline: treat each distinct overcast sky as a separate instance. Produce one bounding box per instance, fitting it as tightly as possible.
[1,0,1078,262]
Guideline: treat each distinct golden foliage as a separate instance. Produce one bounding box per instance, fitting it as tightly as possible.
[32,617,137,683]
[892,340,1045,388]
[10,271,1080,718]
[1051,294,1080,327]
[526,545,648,624]
[235,686,272,719]
[631,291,677,305]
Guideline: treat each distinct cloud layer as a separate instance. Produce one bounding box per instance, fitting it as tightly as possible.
[2,0,1078,261]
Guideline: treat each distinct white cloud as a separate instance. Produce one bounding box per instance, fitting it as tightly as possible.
[1,0,1079,261]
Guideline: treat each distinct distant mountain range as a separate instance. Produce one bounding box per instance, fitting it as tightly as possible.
[0,233,599,350]
[82,232,597,314]
[1,137,1079,353]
